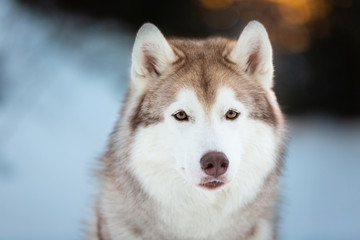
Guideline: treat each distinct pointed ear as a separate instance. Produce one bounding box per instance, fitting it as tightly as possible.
[131,23,176,86]
[229,21,274,89]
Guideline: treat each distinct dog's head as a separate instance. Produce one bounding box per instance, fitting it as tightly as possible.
[125,22,283,194]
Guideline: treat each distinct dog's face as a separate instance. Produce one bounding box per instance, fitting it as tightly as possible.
[163,86,250,190]
[127,22,282,194]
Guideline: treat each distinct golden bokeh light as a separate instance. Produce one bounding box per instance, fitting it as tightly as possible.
[198,0,337,53]
[270,0,331,25]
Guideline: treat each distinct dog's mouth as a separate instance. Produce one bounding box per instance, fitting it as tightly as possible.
[199,180,225,190]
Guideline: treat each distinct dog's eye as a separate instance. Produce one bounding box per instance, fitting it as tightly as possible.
[225,109,239,120]
[173,111,189,121]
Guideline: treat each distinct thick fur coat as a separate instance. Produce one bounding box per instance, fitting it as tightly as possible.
[87,21,286,240]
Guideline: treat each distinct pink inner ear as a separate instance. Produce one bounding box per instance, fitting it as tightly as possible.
[142,43,160,76]
[245,45,260,75]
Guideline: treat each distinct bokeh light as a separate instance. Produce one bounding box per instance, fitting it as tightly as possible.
[198,0,349,53]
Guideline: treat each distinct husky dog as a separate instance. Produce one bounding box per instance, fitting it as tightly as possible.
[88,21,286,240]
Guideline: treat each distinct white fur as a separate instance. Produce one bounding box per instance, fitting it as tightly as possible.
[128,87,277,238]
[230,21,273,89]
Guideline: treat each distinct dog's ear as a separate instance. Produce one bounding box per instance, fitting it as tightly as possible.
[229,21,273,89]
[131,23,176,90]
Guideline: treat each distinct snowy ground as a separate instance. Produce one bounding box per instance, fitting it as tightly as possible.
[0,1,359,240]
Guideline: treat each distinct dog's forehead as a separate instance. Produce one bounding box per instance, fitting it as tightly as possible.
[158,37,251,110]
[170,75,243,114]
[173,86,238,112]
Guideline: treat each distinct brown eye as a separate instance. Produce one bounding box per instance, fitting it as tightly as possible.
[225,109,239,120]
[173,111,188,121]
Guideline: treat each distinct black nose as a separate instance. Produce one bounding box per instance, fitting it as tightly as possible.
[200,151,229,177]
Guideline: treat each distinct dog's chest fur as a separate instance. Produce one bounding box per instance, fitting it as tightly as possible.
[95,166,279,240]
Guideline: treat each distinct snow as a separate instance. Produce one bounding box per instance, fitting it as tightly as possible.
[0,1,359,239]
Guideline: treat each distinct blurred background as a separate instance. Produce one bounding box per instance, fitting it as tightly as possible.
[0,0,359,239]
